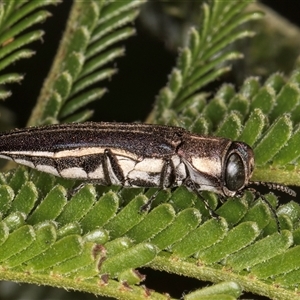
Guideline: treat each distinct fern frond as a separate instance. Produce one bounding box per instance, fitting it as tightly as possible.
[0,1,60,100]
[1,1,300,300]
[149,0,262,125]
[28,0,145,126]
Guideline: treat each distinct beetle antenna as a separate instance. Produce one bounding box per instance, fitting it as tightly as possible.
[249,181,296,197]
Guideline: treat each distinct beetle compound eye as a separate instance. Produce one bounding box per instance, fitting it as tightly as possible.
[225,153,245,191]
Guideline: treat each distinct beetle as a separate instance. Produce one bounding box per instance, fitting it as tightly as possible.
[0,122,295,217]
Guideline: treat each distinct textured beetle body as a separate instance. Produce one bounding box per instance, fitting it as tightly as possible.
[0,122,254,197]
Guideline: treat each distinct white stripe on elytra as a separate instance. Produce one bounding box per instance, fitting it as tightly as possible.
[0,151,54,157]
[0,147,140,160]
[14,158,35,168]
[88,165,105,179]
[36,164,60,176]
[0,154,13,161]
[60,167,88,179]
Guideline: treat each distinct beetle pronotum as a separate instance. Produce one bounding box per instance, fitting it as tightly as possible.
[0,122,295,220]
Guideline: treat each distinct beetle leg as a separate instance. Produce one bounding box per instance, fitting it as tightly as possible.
[184,177,219,219]
[140,158,175,211]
